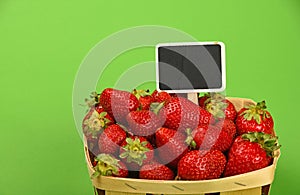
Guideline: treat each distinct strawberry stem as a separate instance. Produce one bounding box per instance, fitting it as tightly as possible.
[185,128,197,149]
[150,102,165,115]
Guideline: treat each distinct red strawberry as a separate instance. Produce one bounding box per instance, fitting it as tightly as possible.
[200,93,237,121]
[159,97,214,132]
[198,106,216,125]
[215,119,237,148]
[82,108,114,140]
[223,100,237,121]
[139,162,174,180]
[190,119,236,152]
[198,93,210,108]
[99,88,139,124]
[235,101,274,135]
[82,92,115,124]
[126,110,163,137]
[82,110,97,144]
[132,89,154,110]
[91,154,128,178]
[119,136,154,171]
[82,107,115,155]
[139,96,153,110]
[94,105,115,121]
[151,89,172,103]
[155,127,189,169]
[224,132,280,177]
[113,161,128,178]
[98,124,127,155]
[177,150,227,180]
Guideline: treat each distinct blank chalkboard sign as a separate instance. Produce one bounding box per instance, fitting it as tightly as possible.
[156,42,226,93]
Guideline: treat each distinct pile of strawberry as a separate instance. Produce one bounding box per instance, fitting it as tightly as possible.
[82,88,280,180]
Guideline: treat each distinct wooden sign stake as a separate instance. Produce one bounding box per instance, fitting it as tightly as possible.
[187,93,199,105]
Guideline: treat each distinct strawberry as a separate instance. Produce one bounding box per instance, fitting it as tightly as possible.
[215,119,237,148]
[98,124,127,155]
[224,132,280,177]
[91,153,128,178]
[222,100,237,121]
[132,89,154,110]
[82,107,115,155]
[99,88,139,124]
[235,101,274,135]
[189,119,236,152]
[200,93,237,121]
[126,110,164,137]
[198,106,216,125]
[155,127,190,169]
[139,162,174,180]
[177,150,227,180]
[82,107,114,140]
[159,97,214,132]
[94,104,114,119]
[151,89,172,103]
[119,136,154,171]
[83,92,115,124]
[198,93,210,108]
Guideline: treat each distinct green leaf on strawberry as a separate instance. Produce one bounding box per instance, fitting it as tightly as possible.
[132,89,151,99]
[241,132,281,157]
[242,101,270,124]
[92,154,121,178]
[83,110,110,138]
[200,93,237,121]
[119,137,150,166]
[84,91,100,108]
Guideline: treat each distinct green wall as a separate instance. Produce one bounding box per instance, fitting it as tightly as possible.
[1,0,299,194]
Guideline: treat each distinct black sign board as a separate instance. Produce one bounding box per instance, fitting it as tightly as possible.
[156,42,225,93]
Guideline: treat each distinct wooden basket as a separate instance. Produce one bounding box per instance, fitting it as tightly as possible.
[84,97,280,195]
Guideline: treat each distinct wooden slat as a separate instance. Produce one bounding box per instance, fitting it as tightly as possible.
[105,191,145,195]
[90,164,275,194]
[220,187,261,195]
[165,194,204,195]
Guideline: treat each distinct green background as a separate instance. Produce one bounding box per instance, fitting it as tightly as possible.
[1,0,299,194]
